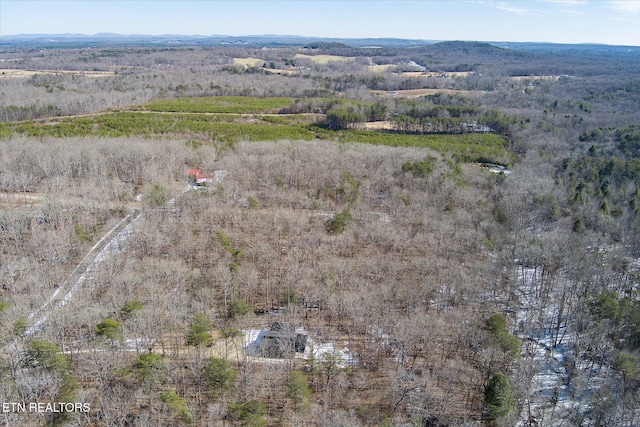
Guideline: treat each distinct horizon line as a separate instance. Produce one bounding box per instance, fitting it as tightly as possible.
[2,33,639,48]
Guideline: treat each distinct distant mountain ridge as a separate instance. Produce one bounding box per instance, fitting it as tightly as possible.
[0,33,434,48]
[1,33,639,56]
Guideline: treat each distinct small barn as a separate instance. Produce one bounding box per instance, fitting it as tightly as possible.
[259,323,307,359]
[187,168,214,186]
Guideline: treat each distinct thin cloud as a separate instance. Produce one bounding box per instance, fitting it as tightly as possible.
[538,0,586,4]
[490,1,546,16]
[608,0,640,13]
[480,0,586,16]
[539,0,587,15]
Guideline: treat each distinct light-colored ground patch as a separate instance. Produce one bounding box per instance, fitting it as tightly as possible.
[371,88,485,98]
[244,329,355,367]
[368,64,396,72]
[368,68,475,77]
[293,53,355,63]
[232,57,266,67]
[0,192,41,210]
[400,71,475,78]
[0,191,144,213]
[359,121,395,130]
[0,69,115,78]
[263,68,296,75]
[510,75,561,82]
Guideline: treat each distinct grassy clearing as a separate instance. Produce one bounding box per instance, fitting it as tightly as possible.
[0,95,512,163]
[293,53,354,63]
[0,112,316,142]
[368,64,396,72]
[314,127,512,164]
[232,57,266,67]
[0,116,511,163]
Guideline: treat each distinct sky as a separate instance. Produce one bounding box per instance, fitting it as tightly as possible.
[1,0,639,46]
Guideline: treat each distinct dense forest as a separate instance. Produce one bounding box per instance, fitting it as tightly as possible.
[0,39,638,426]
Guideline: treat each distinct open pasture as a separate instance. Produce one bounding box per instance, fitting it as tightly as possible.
[293,53,355,63]
[232,57,266,67]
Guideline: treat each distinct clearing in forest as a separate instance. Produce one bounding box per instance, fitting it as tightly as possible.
[293,53,355,63]
[509,75,561,82]
[371,88,485,98]
[399,71,476,78]
[0,68,115,78]
[0,96,512,165]
[233,57,266,67]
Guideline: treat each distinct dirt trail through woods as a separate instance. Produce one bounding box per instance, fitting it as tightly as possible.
[23,185,192,337]
[24,210,142,336]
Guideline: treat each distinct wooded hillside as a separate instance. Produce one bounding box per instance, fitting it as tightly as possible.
[0,40,638,426]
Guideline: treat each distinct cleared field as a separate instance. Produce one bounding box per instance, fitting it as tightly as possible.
[367,68,475,77]
[263,68,296,75]
[0,96,511,164]
[509,75,561,81]
[358,120,395,130]
[401,71,475,78]
[371,88,485,98]
[232,57,266,67]
[368,64,395,72]
[293,53,355,63]
[0,68,115,78]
